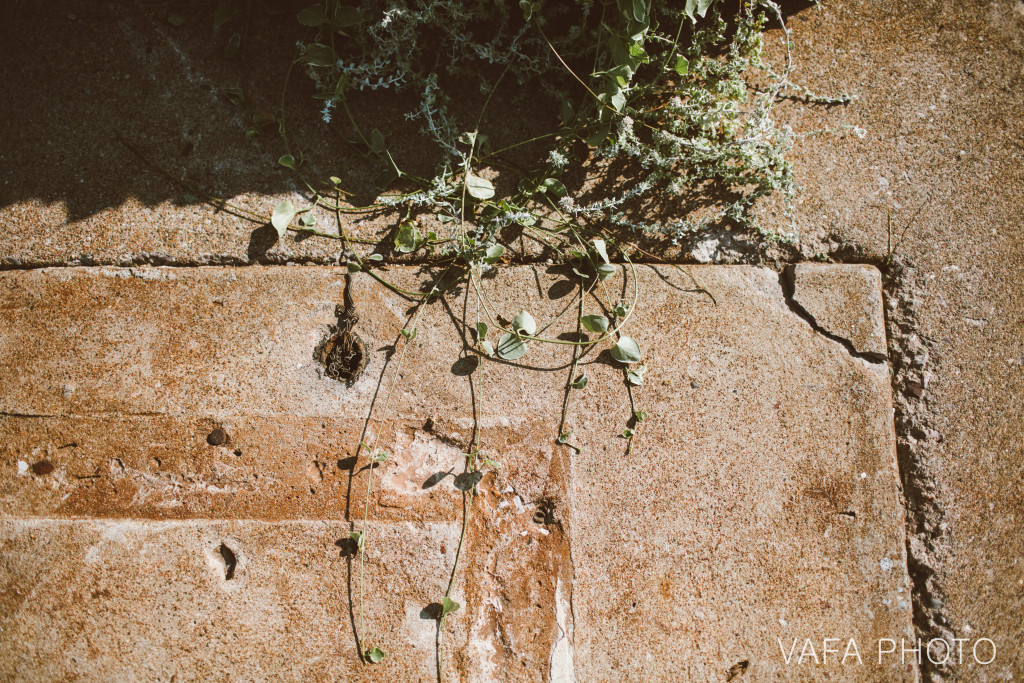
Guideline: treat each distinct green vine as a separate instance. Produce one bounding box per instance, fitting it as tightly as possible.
[169,0,860,676]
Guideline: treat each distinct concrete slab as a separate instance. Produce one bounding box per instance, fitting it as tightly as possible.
[789,264,888,359]
[0,265,914,680]
[0,519,463,681]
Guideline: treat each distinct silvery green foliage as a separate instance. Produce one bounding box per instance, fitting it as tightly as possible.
[298,0,855,250]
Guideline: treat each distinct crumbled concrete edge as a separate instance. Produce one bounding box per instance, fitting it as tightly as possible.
[881,256,953,683]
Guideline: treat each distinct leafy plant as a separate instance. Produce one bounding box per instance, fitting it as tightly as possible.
[183,0,859,678]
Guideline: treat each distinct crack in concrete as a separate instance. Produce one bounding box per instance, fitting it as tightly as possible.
[777,267,888,365]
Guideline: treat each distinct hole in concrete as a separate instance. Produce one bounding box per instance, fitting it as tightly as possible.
[726,659,750,680]
[316,305,367,384]
[216,543,237,580]
[838,510,857,519]
[31,460,54,475]
[533,499,556,525]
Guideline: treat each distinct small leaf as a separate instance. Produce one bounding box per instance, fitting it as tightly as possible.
[278,154,297,170]
[621,428,634,438]
[483,244,505,264]
[333,6,362,28]
[329,176,343,186]
[253,112,277,127]
[557,429,572,444]
[627,364,646,385]
[580,314,609,334]
[224,33,241,58]
[271,200,296,237]
[453,471,483,491]
[346,261,362,273]
[674,54,690,76]
[511,310,536,336]
[610,335,643,362]
[304,43,335,67]
[610,90,627,112]
[374,452,389,462]
[400,327,417,341]
[299,212,316,227]
[224,86,244,105]
[610,337,642,364]
[394,221,420,254]
[214,1,240,29]
[634,409,648,423]
[350,530,364,549]
[475,322,488,342]
[364,647,384,664]
[496,332,526,360]
[592,239,610,263]
[612,302,629,317]
[572,374,588,390]
[480,340,494,357]
[367,253,384,262]
[596,263,617,281]
[441,596,461,616]
[538,178,567,197]
[585,123,612,147]
[466,173,495,200]
[370,129,386,155]
[297,4,327,26]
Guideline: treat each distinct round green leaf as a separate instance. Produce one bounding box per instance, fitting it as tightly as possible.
[596,263,617,281]
[592,238,610,264]
[365,647,385,663]
[297,4,327,26]
[511,310,536,336]
[394,220,420,254]
[304,43,335,67]
[627,363,647,385]
[278,154,297,170]
[441,596,461,615]
[496,332,527,360]
[580,314,609,334]
[538,178,567,197]
[333,6,362,28]
[466,173,495,200]
[483,244,505,264]
[271,200,296,237]
[370,129,386,155]
[610,336,642,363]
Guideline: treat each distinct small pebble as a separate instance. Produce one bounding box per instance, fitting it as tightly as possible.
[690,380,699,389]
[207,428,228,446]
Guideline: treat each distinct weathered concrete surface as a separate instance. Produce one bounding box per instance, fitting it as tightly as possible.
[777,5,1024,679]
[790,263,887,358]
[0,519,464,681]
[1,265,913,680]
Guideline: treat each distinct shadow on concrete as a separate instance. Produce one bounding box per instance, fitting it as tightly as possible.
[0,0,557,221]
